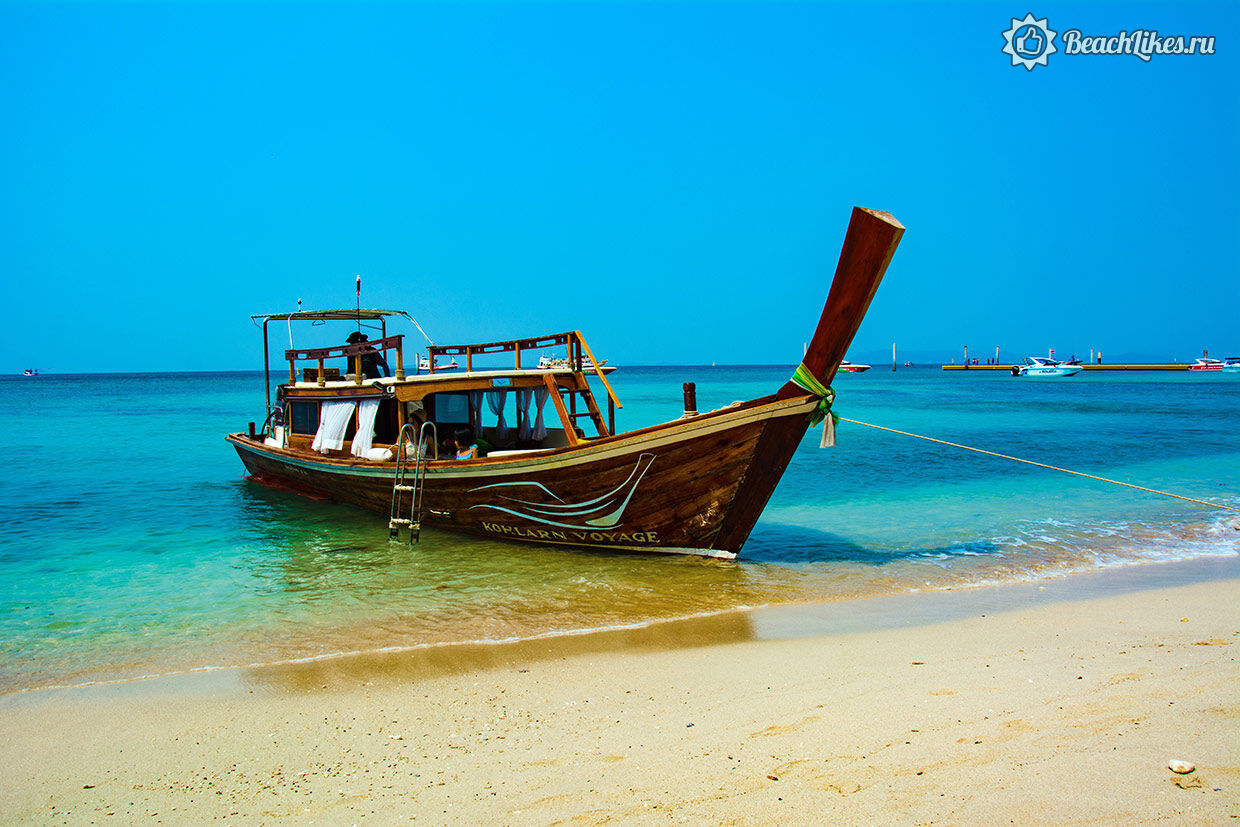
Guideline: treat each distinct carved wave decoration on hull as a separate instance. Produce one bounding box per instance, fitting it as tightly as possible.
[467,453,656,529]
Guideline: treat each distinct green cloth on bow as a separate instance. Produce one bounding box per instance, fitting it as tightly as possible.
[790,363,838,427]
[791,362,839,447]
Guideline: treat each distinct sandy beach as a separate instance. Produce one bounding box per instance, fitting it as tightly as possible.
[3,562,1237,825]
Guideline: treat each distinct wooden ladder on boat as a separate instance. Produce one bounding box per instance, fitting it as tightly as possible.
[389,422,436,544]
[569,389,609,437]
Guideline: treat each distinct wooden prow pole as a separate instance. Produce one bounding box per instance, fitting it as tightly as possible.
[777,207,904,398]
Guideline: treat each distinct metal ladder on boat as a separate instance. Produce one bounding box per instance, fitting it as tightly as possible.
[389,421,436,544]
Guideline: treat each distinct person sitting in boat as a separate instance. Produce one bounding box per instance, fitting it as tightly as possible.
[404,407,437,460]
[450,426,479,460]
[345,331,389,379]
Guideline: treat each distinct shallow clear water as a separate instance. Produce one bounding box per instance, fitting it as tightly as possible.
[0,366,1236,692]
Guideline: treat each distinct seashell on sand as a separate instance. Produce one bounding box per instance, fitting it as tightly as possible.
[1168,759,1195,774]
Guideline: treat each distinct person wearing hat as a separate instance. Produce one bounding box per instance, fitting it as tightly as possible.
[346,330,389,379]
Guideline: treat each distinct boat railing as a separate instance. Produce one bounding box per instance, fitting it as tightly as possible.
[260,405,285,445]
[427,330,622,412]
[283,334,407,386]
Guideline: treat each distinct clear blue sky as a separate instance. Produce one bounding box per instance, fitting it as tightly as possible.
[2,1,1237,372]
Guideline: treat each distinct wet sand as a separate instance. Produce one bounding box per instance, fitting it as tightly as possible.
[2,559,1237,825]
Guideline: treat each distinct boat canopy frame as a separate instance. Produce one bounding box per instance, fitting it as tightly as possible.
[428,329,622,415]
[254,309,432,414]
[253,310,623,441]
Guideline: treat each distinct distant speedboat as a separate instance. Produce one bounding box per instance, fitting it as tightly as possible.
[1011,356,1083,377]
[839,361,871,373]
[1223,357,1240,373]
[21,369,38,377]
[1188,357,1224,372]
[419,356,459,371]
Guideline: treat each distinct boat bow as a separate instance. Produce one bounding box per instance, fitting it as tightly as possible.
[780,207,905,399]
[708,206,904,552]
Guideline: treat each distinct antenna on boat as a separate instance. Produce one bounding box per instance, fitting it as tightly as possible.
[355,274,362,333]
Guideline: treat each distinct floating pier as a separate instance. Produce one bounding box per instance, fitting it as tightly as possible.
[942,364,1190,371]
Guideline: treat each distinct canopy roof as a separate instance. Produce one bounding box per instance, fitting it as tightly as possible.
[251,308,411,323]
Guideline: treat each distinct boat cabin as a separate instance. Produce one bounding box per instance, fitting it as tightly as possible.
[250,310,622,464]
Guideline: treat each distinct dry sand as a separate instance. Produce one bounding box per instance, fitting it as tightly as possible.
[2,568,1237,825]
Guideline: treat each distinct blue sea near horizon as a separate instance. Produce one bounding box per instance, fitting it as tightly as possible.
[0,366,1237,694]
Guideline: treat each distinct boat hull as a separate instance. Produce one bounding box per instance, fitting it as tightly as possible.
[1019,366,1082,377]
[227,394,819,559]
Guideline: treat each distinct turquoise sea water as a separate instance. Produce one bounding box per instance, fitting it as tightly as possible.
[1,366,1237,693]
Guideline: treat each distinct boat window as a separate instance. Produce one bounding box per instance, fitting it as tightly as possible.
[289,401,320,435]
[427,392,470,425]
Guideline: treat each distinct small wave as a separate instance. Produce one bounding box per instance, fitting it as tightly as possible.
[2,603,773,697]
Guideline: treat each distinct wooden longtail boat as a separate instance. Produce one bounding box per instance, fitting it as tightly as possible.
[226,207,904,559]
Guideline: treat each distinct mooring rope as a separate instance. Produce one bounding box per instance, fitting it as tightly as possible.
[838,417,1240,514]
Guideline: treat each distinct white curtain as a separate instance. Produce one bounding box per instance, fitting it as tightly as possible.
[516,388,533,440]
[349,399,381,457]
[532,387,550,441]
[487,389,509,441]
[312,400,357,453]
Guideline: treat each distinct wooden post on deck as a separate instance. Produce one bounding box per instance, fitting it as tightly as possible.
[317,357,326,386]
[395,341,405,380]
[683,382,697,416]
